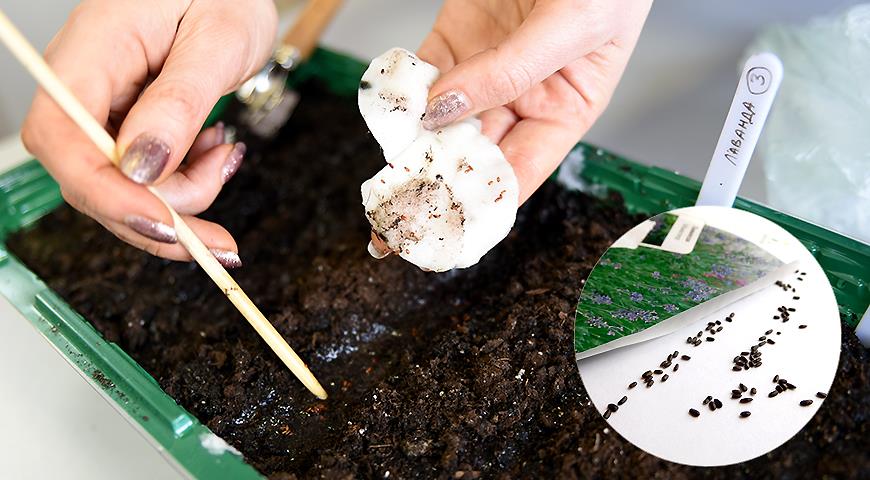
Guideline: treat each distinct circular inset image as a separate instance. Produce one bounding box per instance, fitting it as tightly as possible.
[573,206,840,466]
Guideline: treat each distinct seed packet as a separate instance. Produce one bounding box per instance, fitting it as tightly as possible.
[574,211,794,359]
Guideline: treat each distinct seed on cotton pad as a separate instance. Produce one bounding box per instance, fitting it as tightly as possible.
[359,48,519,272]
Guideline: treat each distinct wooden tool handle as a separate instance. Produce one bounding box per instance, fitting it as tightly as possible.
[282,0,344,60]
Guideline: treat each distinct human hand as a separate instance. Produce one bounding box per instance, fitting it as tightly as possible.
[20,0,278,267]
[418,0,651,203]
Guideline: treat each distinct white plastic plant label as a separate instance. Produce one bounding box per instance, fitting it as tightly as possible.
[696,52,783,207]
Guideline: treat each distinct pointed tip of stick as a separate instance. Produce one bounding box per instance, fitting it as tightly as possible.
[311,381,328,400]
[297,364,328,399]
[315,389,329,400]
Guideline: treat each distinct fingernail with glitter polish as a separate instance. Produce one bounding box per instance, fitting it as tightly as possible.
[120,134,171,184]
[209,248,242,269]
[222,142,246,184]
[422,89,471,130]
[123,215,177,243]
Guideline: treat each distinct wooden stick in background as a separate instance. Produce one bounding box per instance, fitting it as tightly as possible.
[0,9,327,400]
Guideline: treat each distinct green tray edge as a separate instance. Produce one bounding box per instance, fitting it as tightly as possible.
[0,47,866,479]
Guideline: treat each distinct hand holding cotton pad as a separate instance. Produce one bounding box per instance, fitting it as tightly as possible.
[359,48,519,272]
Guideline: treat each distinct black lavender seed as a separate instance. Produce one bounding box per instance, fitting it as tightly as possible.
[646,381,653,388]
[750,388,757,395]
[774,316,780,319]
[603,409,612,419]
[816,392,827,399]
[673,364,679,372]
[731,391,742,399]
[714,399,722,409]
[608,403,618,412]
[689,408,700,417]
[773,375,780,382]
[729,312,735,318]
[759,336,767,341]
[643,370,652,378]
[654,369,663,375]
[740,411,751,418]
[716,326,723,332]
[786,383,796,390]
[776,385,785,393]
[681,355,691,361]
[703,395,712,405]
[799,325,807,329]
[629,382,637,389]
[706,337,715,342]
[662,374,669,382]
[732,366,743,372]
[776,331,781,335]
[767,339,775,344]
[797,277,803,281]
[793,296,800,300]
[741,351,750,356]
[618,396,628,405]
[740,398,753,404]
[799,399,813,407]
[715,320,721,325]
[765,329,773,335]
[709,402,716,411]
[788,307,796,312]
[740,383,747,392]
[769,391,778,398]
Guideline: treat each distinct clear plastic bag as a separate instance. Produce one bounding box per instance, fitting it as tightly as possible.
[748,4,870,243]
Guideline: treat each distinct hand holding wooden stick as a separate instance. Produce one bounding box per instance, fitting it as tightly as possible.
[0,9,327,400]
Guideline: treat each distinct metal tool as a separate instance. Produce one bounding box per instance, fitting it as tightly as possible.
[236,0,345,137]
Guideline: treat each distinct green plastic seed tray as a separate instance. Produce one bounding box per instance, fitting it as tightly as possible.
[0,48,867,479]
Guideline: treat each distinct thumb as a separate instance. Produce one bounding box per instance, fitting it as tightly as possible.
[421,3,606,130]
[116,2,275,184]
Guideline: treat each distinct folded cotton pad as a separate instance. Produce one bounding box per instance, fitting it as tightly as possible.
[359,48,519,272]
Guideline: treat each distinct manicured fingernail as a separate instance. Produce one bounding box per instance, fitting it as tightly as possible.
[123,215,177,243]
[120,134,171,184]
[209,248,242,269]
[422,89,471,130]
[221,142,246,184]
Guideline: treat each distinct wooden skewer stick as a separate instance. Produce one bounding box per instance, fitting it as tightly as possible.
[0,9,327,400]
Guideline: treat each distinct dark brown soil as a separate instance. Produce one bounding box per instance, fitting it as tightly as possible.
[8,84,868,479]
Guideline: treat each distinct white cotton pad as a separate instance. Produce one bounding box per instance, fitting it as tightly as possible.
[358,48,440,160]
[359,48,519,272]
